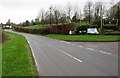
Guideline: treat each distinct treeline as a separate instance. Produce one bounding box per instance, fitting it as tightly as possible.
[17,1,119,26]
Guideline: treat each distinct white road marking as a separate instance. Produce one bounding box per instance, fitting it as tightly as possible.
[66,42,70,44]
[60,41,65,43]
[40,40,83,63]
[72,44,75,45]
[87,48,94,50]
[26,38,40,72]
[99,51,111,55]
[79,46,83,48]
[58,49,83,63]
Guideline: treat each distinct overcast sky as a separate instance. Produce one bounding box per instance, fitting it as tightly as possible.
[0,0,119,24]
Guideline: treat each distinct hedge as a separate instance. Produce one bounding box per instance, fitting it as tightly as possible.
[50,23,76,35]
[103,26,118,31]
[13,26,50,35]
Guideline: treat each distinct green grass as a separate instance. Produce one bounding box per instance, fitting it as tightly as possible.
[23,23,70,29]
[2,31,37,76]
[77,22,90,26]
[24,25,50,29]
[24,22,90,29]
[0,30,2,77]
[0,44,1,77]
[44,34,120,41]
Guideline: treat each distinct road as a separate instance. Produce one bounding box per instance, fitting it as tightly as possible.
[5,29,118,76]
[70,42,118,54]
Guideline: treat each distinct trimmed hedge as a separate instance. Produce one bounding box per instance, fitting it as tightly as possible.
[50,23,76,35]
[103,26,118,31]
[13,26,50,35]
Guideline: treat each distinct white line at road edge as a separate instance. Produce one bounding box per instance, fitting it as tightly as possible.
[25,37,40,73]
[57,49,83,63]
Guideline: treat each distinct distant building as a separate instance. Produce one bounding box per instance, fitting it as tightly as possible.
[2,24,12,28]
[2,19,12,28]
[35,18,39,24]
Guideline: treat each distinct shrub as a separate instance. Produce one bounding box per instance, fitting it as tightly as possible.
[76,25,88,31]
[103,26,118,31]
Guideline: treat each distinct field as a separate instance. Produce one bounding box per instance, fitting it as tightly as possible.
[23,23,69,29]
[24,24,50,29]
[77,22,90,26]
[45,34,120,41]
[2,31,37,76]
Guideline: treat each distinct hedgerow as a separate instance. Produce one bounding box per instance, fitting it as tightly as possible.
[50,23,76,35]
[13,26,50,35]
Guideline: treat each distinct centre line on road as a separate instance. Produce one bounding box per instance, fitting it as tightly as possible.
[58,49,83,63]
[66,42,70,44]
[43,41,83,63]
[99,51,111,55]
[72,44,75,45]
[87,48,94,50]
[60,41,65,43]
[79,46,83,48]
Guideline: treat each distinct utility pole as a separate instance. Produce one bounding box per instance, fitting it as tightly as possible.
[49,7,52,25]
[100,6,103,34]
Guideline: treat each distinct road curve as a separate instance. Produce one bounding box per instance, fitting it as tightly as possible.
[5,29,118,76]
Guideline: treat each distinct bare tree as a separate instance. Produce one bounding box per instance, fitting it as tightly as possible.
[48,6,54,25]
[59,13,67,23]
[53,7,61,25]
[84,0,93,23]
[44,8,55,25]
[94,2,101,20]
[99,2,106,19]
[72,5,81,23]
[38,8,45,25]
[79,9,82,24]
[66,3,73,22]
[44,11,50,25]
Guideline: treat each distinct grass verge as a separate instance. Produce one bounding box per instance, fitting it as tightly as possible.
[44,34,120,41]
[2,31,37,76]
[0,44,2,77]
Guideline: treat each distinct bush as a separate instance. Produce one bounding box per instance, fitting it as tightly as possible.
[76,25,88,31]
[14,26,50,35]
[103,26,118,31]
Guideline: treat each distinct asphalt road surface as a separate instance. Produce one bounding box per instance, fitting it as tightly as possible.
[70,42,118,54]
[5,29,118,76]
